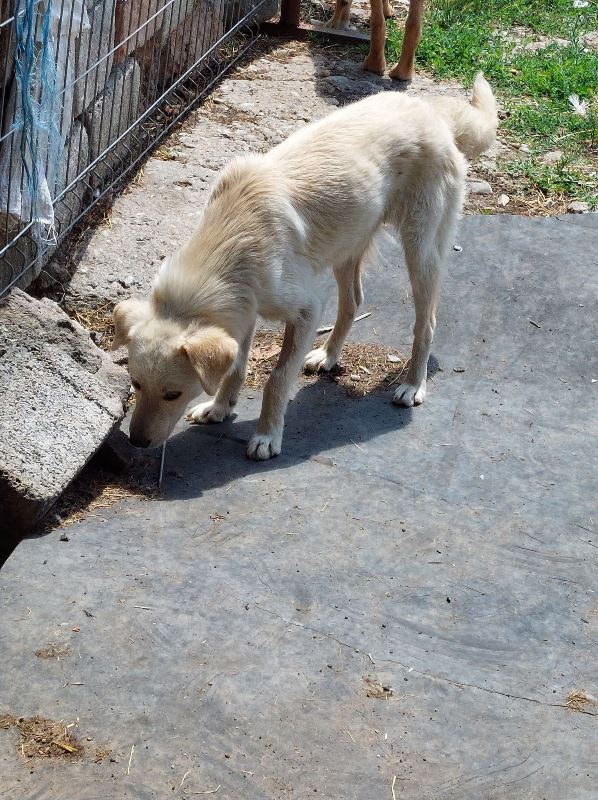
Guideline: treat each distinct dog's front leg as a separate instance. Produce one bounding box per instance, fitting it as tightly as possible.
[247,305,320,461]
[188,321,256,424]
[328,0,352,29]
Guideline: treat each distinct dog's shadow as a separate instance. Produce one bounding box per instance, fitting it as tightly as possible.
[160,357,440,501]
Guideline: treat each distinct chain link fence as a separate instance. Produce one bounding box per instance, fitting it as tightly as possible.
[0,0,277,297]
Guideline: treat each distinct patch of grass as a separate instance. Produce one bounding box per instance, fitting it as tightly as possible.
[387,0,598,206]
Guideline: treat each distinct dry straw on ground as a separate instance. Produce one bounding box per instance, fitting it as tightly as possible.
[247,330,408,397]
[35,644,70,660]
[49,468,155,529]
[0,715,83,760]
[66,302,116,350]
[565,689,596,712]
[363,676,394,699]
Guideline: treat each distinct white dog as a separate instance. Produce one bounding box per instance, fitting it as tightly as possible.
[113,74,497,460]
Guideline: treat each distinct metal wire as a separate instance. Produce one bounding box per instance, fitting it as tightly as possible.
[0,0,270,297]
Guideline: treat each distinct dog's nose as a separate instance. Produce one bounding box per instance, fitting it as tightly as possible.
[129,434,151,449]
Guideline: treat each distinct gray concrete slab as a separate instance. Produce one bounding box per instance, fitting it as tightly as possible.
[1,215,597,799]
[0,290,130,555]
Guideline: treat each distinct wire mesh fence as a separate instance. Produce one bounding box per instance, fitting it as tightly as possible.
[0,0,277,297]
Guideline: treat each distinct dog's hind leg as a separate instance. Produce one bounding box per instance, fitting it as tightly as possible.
[393,181,461,407]
[248,302,321,460]
[187,321,256,424]
[392,247,440,407]
[304,258,363,373]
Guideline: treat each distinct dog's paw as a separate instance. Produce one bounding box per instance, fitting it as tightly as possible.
[186,399,231,424]
[363,53,387,76]
[389,62,415,82]
[393,381,426,407]
[247,431,282,461]
[326,15,350,30]
[304,347,338,373]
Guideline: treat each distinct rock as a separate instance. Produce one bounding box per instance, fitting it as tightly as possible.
[74,0,117,116]
[497,194,510,207]
[326,75,380,96]
[468,180,492,195]
[149,0,226,87]
[114,0,163,64]
[86,57,141,160]
[541,149,563,164]
[567,201,590,214]
[581,31,598,51]
[85,57,141,189]
[93,427,137,473]
[0,290,130,548]
[54,121,90,221]
[524,37,569,53]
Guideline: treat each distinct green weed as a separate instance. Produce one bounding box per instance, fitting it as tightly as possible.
[386,0,598,206]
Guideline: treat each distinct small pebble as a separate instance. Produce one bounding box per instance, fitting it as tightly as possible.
[567,200,589,214]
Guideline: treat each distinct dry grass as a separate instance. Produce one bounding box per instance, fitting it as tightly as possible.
[247,330,409,397]
[94,746,112,763]
[363,676,394,699]
[0,715,83,760]
[565,689,596,712]
[66,302,116,350]
[35,644,71,660]
[465,168,573,216]
[47,467,156,530]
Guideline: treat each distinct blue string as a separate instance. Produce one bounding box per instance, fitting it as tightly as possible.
[13,0,60,230]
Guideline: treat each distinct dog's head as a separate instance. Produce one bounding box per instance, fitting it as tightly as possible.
[112,298,238,448]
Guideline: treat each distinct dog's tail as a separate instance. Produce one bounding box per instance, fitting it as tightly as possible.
[432,73,498,161]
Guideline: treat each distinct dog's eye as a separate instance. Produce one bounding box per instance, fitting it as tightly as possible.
[164,391,182,401]
[131,380,141,391]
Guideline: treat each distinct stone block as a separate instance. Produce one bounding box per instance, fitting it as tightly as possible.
[74,0,117,117]
[113,0,163,64]
[154,0,223,88]
[87,57,141,158]
[85,57,141,189]
[0,289,130,544]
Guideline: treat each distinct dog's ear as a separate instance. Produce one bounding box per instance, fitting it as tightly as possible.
[112,299,150,349]
[181,326,238,396]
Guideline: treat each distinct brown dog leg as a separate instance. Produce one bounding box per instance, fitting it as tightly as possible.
[328,0,352,28]
[389,0,424,81]
[363,0,387,75]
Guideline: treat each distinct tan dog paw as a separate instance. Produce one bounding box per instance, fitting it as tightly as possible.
[303,347,339,373]
[393,381,426,407]
[363,53,387,76]
[247,431,282,460]
[187,399,231,424]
